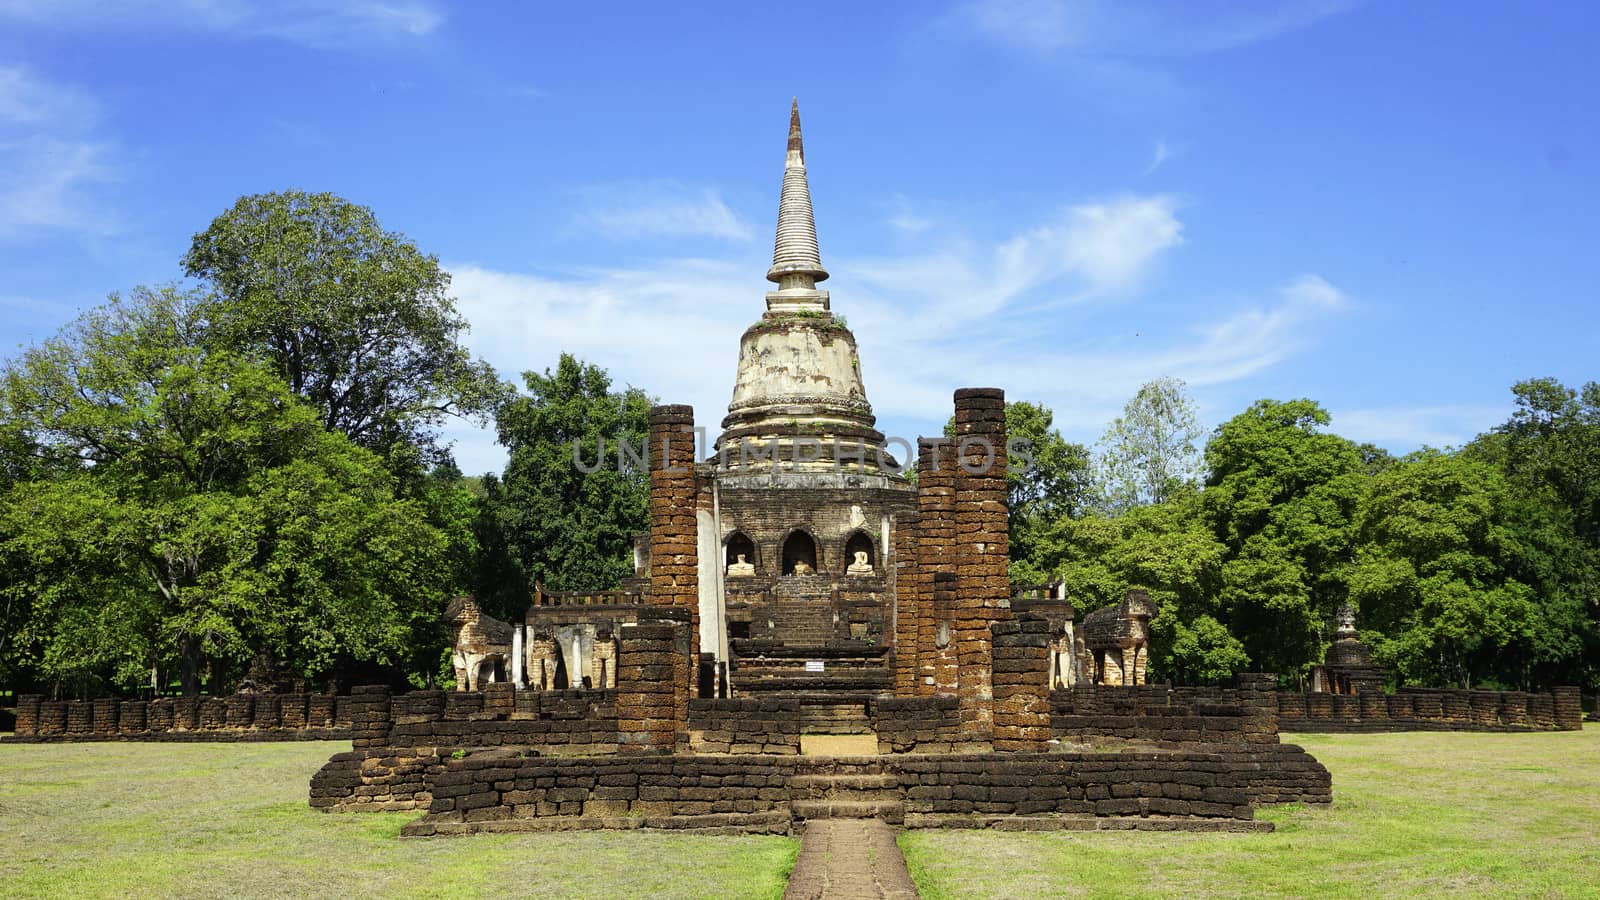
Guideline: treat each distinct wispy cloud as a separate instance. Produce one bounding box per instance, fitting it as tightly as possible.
[1143,137,1185,175]
[1329,404,1506,452]
[571,181,757,243]
[0,66,119,239]
[438,194,1348,471]
[0,0,444,48]
[847,194,1182,339]
[956,0,1358,57]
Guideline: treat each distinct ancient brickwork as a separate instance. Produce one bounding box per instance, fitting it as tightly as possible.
[379,747,1317,836]
[871,696,961,754]
[890,507,920,694]
[990,617,1052,752]
[310,748,448,812]
[951,388,1011,736]
[7,693,352,742]
[912,437,960,697]
[648,405,700,653]
[346,685,392,751]
[686,699,802,754]
[1277,685,1583,732]
[387,689,619,753]
[614,618,690,753]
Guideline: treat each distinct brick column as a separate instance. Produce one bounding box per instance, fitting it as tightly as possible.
[648,404,699,677]
[1552,685,1582,730]
[990,616,1052,752]
[891,508,921,696]
[1233,673,1281,743]
[14,695,40,737]
[615,619,686,753]
[346,685,392,750]
[952,388,1012,736]
[914,437,958,696]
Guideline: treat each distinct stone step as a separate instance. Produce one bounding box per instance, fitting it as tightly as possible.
[798,703,875,735]
[789,774,902,801]
[790,800,905,824]
[901,813,1272,833]
[402,810,793,837]
[793,758,890,777]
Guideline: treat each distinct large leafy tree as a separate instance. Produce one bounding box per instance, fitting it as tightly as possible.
[0,287,450,694]
[1463,377,1600,688]
[1204,399,1366,679]
[479,354,653,612]
[181,190,505,459]
[1350,451,1544,688]
[1095,376,1204,513]
[1027,491,1243,683]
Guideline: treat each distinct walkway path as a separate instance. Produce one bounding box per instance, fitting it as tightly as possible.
[782,820,919,900]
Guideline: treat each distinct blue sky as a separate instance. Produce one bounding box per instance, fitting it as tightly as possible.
[2,1,1595,476]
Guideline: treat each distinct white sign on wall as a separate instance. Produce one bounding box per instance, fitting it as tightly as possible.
[805,660,825,673]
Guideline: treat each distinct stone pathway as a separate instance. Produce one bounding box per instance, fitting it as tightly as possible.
[783,820,919,900]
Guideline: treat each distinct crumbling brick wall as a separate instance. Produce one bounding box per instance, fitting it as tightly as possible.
[7,693,352,742]
[1276,685,1584,732]
[872,696,961,753]
[686,699,801,754]
[615,617,690,753]
[990,617,1051,752]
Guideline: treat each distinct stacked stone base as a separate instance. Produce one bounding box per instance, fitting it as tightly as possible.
[307,747,1330,837]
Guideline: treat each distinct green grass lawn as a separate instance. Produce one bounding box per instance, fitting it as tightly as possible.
[901,728,1600,899]
[0,740,797,900]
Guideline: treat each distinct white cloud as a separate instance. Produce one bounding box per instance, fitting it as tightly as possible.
[572,182,757,243]
[437,194,1347,472]
[1329,404,1506,452]
[0,68,118,239]
[848,194,1181,341]
[0,65,97,127]
[957,0,1358,57]
[1144,138,1179,175]
[0,0,444,47]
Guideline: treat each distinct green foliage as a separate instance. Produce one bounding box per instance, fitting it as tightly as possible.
[182,190,506,460]
[1204,399,1366,678]
[479,354,654,613]
[1095,376,1203,512]
[0,287,452,693]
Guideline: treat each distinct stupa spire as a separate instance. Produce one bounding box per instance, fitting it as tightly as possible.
[766,98,829,290]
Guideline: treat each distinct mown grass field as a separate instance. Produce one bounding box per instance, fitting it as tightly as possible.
[0,740,797,900]
[901,728,1600,899]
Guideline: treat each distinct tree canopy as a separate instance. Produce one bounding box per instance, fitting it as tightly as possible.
[182,190,505,459]
[476,353,654,615]
[0,286,451,694]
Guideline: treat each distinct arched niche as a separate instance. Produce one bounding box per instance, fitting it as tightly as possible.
[781,530,819,576]
[844,530,876,575]
[725,531,757,575]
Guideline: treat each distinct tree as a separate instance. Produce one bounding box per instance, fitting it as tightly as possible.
[947,400,1092,577]
[182,190,505,460]
[1203,398,1366,679]
[1350,451,1544,689]
[1027,491,1240,682]
[1095,376,1204,513]
[0,287,451,694]
[480,354,654,611]
[1463,377,1600,689]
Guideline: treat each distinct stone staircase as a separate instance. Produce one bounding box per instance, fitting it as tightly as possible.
[799,702,875,735]
[789,758,904,826]
[730,640,892,703]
